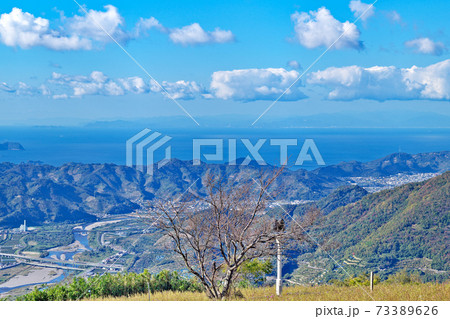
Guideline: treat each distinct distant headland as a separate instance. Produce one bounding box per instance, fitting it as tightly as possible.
[0,142,25,151]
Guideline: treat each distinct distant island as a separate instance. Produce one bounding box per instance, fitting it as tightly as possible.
[0,142,24,151]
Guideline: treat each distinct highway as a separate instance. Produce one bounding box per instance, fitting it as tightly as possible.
[0,253,123,271]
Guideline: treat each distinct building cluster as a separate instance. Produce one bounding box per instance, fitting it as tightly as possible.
[0,220,28,235]
[346,172,440,193]
[269,199,314,208]
[102,252,125,266]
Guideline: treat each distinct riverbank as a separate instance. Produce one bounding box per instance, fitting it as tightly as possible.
[84,220,123,231]
[0,266,63,289]
[48,240,87,253]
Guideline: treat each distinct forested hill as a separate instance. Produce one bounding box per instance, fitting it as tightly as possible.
[289,184,369,216]
[301,171,450,281]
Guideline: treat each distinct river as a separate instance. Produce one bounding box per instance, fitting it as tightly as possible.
[0,225,93,295]
[46,229,92,261]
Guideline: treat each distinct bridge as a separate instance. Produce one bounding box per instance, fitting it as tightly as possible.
[0,253,124,271]
[72,229,144,234]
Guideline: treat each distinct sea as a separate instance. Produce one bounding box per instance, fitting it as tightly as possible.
[0,127,449,170]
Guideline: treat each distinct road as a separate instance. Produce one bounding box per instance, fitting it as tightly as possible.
[0,253,123,271]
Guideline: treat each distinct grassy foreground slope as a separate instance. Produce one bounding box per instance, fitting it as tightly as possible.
[90,282,450,301]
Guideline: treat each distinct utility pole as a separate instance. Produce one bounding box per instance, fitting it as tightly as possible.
[276,237,282,296]
[274,219,285,296]
[370,271,374,292]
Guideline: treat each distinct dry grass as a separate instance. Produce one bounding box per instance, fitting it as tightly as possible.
[89,282,450,301]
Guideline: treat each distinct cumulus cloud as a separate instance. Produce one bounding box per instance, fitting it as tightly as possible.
[15,82,50,96]
[0,8,91,50]
[349,0,375,22]
[291,7,363,50]
[49,71,201,100]
[40,85,51,96]
[133,17,166,37]
[287,60,302,70]
[210,68,306,101]
[52,94,68,100]
[405,37,447,56]
[0,80,50,97]
[67,5,129,43]
[308,59,450,101]
[0,6,234,50]
[0,82,15,93]
[151,80,203,100]
[51,71,125,97]
[169,23,234,45]
[119,76,150,94]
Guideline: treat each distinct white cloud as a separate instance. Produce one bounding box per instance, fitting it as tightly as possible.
[49,71,201,100]
[405,37,447,56]
[0,8,91,50]
[119,76,149,94]
[52,94,68,100]
[16,82,50,96]
[349,1,375,22]
[133,17,166,37]
[287,60,302,70]
[151,80,202,100]
[404,60,450,100]
[118,77,203,100]
[349,0,375,21]
[40,85,51,96]
[209,28,235,43]
[0,6,235,50]
[169,23,234,45]
[17,82,32,95]
[0,82,15,93]
[51,71,124,97]
[104,81,125,96]
[385,10,402,24]
[67,5,129,43]
[0,80,50,96]
[291,7,363,50]
[210,68,306,101]
[308,59,450,101]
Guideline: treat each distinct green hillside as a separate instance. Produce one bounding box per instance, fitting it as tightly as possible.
[292,172,450,283]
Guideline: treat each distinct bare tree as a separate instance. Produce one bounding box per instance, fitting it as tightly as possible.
[145,170,319,299]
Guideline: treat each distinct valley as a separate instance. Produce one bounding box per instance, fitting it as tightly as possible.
[0,151,449,299]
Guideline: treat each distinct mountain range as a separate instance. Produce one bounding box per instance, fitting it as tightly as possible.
[82,112,450,129]
[0,151,448,228]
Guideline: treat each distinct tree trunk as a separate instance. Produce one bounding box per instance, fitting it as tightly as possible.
[219,269,234,300]
[204,283,219,299]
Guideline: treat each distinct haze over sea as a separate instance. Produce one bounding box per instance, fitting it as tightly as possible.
[0,127,449,170]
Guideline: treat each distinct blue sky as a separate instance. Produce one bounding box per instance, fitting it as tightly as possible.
[0,0,449,126]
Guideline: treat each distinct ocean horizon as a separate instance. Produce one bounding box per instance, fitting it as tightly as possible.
[0,126,449,170]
